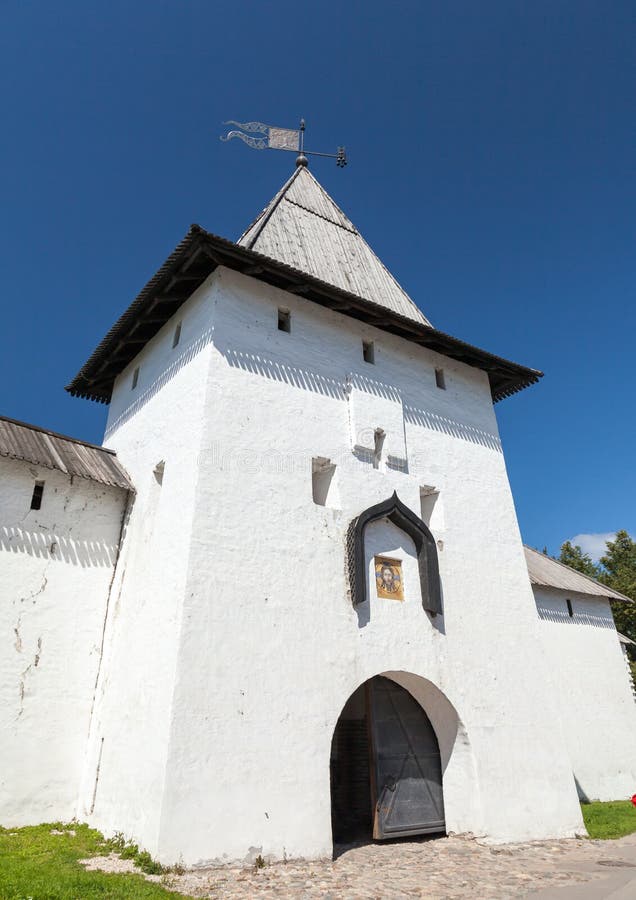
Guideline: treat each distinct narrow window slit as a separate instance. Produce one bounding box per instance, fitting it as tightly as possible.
[419,485,439,527]
[30,481,45,510]
[172,322,182,348]
[435,368,446,390]
[373,428,385,470]
[566,598,574,618]
[278,309,291,333]
[132,367,139,390]
[363,340,375,364]
[312,457,339,508]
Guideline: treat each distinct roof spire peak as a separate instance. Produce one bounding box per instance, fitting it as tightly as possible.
[237,166,430,326]
[295,119,308,167]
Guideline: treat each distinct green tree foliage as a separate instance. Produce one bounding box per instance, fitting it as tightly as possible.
[599,531,636,677]
[558,541,600,578]
[599,531,636,603]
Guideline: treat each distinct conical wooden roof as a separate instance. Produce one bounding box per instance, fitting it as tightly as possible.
[238,166,430,325]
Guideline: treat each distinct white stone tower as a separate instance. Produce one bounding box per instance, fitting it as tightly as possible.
[64,164,584,864]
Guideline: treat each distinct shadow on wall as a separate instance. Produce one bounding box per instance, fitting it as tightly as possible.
[219,344,502,452]
[355,598,447,634]
[0,525,118,567]
[404,405,502,452]
[223,347,347,400]
[347,371,401,402]
[105,327,215,438]
[536,605,617,631]
[354,571,447,635]
[574,774,591,804]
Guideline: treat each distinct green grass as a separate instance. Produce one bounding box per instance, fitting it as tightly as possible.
[0,822,194,900]
[581,801,636,839]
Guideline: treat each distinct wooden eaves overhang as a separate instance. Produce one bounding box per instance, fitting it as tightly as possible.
[66,225,543,404]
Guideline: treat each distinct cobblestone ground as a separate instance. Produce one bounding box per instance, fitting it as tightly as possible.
[83,832,636,899]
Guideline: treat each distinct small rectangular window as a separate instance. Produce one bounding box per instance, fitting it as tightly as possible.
[435,368,446,390]
[566,598,574,618]
[278,309,291,333]
[30,480,44,511]
[362,340,375,364]
[132,366,139,390]
[172,322,182,348]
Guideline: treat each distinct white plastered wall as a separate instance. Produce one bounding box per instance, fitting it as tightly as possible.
[77,274,218,851]
[534,586,636,801]
[0,458,127,824]
[91,265,583,865]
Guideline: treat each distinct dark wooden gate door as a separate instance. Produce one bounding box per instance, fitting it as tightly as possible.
[368,676,445,839]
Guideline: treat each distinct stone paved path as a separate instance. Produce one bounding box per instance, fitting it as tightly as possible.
[84,833,636,898]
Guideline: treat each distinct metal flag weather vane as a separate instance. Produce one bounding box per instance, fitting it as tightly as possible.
[220,119,347,168]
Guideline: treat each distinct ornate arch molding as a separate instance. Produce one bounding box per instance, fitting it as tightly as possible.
[346,491,442,615]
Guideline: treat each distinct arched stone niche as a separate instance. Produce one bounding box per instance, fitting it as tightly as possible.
[346,492,442,615]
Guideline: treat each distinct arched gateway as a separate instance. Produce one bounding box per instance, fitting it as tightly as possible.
[330,675,445,842]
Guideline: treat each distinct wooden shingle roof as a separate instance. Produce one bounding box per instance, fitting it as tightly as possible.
[0,415,133,491]
[524,545,632,603]
[239,167,430,325]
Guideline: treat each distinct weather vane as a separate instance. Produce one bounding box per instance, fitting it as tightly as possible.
[220,119,347,168]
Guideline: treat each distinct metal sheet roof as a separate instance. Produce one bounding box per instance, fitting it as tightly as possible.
[0,415,133,491]
[239,167,430,325]
[524,545,633,603]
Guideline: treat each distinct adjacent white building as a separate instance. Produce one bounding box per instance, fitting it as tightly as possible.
[1,162,635,865]
[525,546,636,802]
[0,417,131,825]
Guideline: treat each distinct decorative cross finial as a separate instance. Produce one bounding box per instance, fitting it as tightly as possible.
[220,118,347,168]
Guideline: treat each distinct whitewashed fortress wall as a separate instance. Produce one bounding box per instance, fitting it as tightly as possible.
[534,585,636,801]
[0,457,127,824]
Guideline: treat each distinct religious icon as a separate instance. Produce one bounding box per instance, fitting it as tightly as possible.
[374,557,404,601]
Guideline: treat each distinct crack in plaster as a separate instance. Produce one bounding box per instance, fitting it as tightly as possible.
[16,637,43,718]
[13,614,23,652]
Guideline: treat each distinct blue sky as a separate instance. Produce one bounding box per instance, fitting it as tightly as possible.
[1,1,634,557]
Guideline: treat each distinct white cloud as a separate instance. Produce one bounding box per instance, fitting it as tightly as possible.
[569,532,616,562]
